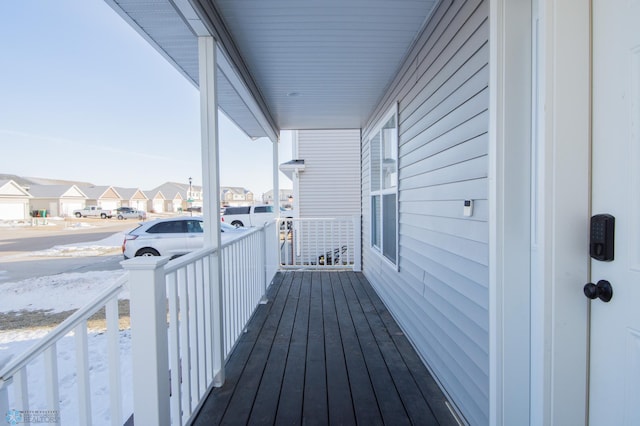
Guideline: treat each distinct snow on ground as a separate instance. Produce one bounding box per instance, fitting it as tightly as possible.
[0,218,101,230]
[0,218,64,228]
[0,329,133,426]
[0,270,127,314]
[62,221,95,231]
[0,233,128,313]
[0,235,134,425]
[27,233,125,258]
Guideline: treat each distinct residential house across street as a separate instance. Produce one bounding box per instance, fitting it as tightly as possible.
[27,184,88,218]
[0,179,32,220]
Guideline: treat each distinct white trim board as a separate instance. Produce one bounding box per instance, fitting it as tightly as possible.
[489,0,591,424]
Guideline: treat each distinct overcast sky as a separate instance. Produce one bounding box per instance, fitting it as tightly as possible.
[0,0,291,198]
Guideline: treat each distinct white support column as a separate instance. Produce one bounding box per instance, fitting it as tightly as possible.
[199,36,221,248]
[489,0,533,424]
[198,35,225,387]
[273,133,280,213]
[292,131,301,217]
[122,256,171,426]
[533,1,591,424]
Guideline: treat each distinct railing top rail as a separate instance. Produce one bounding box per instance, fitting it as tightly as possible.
[0,274,128,386]
[163,223,269,274]
[163,246,216,273]
[277,216,358,222]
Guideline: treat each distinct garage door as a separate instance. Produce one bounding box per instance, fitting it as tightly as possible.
[61,202,83,217]
[0,202,26,220]
[153,200,164,213]
[100,201,118,211]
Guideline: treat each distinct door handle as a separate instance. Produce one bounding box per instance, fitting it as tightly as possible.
[583,279,613,303]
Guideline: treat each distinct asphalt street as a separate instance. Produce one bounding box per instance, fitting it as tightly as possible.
[0,219,136,283]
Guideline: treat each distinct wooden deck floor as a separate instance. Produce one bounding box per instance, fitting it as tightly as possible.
[192,271,458,425]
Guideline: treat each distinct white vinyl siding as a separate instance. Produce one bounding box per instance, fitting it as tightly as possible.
[361,0,489,424]
[297,129,361,218]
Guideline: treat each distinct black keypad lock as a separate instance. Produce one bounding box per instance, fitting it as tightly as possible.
[590,214,615,261]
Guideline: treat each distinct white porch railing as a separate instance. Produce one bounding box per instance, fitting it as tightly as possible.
[123,220,278,426]
[0,275,129,426]
[0,220,279,426]
[277,216,361,271]
[0,218,358,424]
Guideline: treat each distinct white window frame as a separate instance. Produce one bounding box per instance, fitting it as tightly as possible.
[368,104,399,268]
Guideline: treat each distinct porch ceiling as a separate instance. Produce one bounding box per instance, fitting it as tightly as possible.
[107,0,437,135]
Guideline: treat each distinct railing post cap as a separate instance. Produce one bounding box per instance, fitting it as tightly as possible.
[121,256,171,271]
[0,376,12,390]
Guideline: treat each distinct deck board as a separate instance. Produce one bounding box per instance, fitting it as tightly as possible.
[349,272,438,425]
[332,273,383,425]
[274,271,311,425]
[218,270,293,425]
[341,272,411,426]
[356,273,460,426]
[191,271,457,426]
[303,272,328,425]
[323,272,356,426]
[247,272,300,425]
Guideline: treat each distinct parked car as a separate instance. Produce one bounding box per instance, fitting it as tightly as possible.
[116,207,135,213]
[116,209,147,220]
[221,205,276,227]
[122,216,246,259]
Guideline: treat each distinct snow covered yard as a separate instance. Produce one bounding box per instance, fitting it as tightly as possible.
[0,327,133,425]
[1,235,135,425]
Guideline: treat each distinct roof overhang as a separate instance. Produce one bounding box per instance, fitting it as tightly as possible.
[104,0,279,142]
[0,180,33,198]
[106,0,438,137]
[279,159,305,180]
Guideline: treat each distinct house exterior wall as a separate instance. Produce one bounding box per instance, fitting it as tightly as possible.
[263,189,294,208]
[30,198,60,217]
[0,181,32,220]
[32,198,85,217]
[297,129,361,218]
[361,0,489,424]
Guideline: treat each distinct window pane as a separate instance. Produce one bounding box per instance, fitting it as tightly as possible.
[372,195,381,249]
[382,115,397,189]
[382,194,396,263]
[148,221,185,234]
[187,220,203,233]
[370,133,381,192]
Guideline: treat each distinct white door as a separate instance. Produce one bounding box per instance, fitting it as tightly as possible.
[590,1,640,424]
